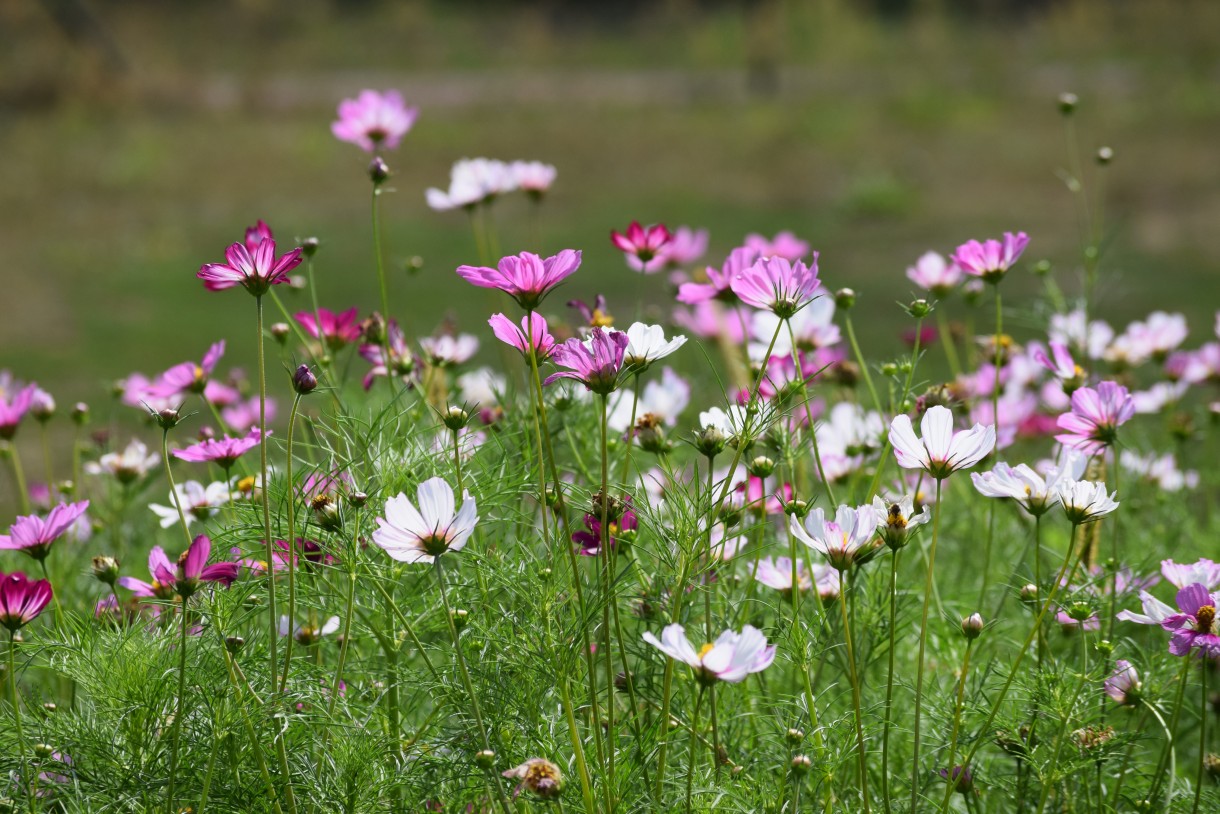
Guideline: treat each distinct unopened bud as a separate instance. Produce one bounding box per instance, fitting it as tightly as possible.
[1095,146,1113,165]
[962,613,985,640]
[880,362,899,377]
[225,636,245,654]
[475,749,496,769]
[1066,601,1095,622]
[442,406,470,431]
[33,744,54,759]
[450,608,468,631]
[347,491,368,509]
[154,407,182,429]
[908,299,932,319]
[783,499,810,518]
[368,157,390,184]
[746,455,775,478]
[292,365,318,395]
[30,392,55,422]
[694,426,727,459]
[42,702,57,714]
[790,754,812,774]
[1058,92,1078,115]
[786,728,805,745]
[300,237,320,258]
[72,402,90,425]
[271,323,290,344]
[1033,259,1052,277]
[92,556,120,586]
[361,313,386,345]
[835,288,856,310]
[1094,639,1114,657]
[1020,583,1039,604]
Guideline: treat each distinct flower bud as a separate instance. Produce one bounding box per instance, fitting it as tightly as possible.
[30,392,55,422]
[405,255,424,275]
[300,237,320,258]
[347,491,368,509]
[907,299,932,319]
[1205,754,1220,779]
[783,499,810,518]
[834,288,856,310]
[1094,639,1114,657]
[368,157,390,184]
[269,322,290,344]
[880,362,899,377]
[1019,583,1039,604]
[442,405,470,431]
[33,744,54,759]
[292,365,318,395]
[961,613,985,640]
[42,702,57,714]
[225,636,245,654]
[450,608,468,631]
[1058,92,1078,115]
[544,485,560,508]
[790,754,812,775]
[540,567,553,580]
[1066,601,1095,623]
[694,425,727,459]
[1095,146,1114,165]
[92,556,120,586]
[786,728,805,745]
[475,749,496,769]
[71,402,89,426]
[746,455,775,478]
[153,407,182,429]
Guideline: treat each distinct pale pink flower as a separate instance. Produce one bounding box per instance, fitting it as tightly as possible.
[331,89,418,152]
[1161,559,1220,591]
[952,232,1029,283]
[425,158,516,210]
[221,396,276,433]
[1054,381,1135,455]
[373,477,477,564]
[359,320,416,390]
[657,226,709,268]
[1104,660,1141,705]
[671,301,749,342]
[888,405,996,479]
[677,246,759,305]
[457,249,581,309]
[509,160,557,196]
[144,341,226,400]
[419,333,479,367]
[642,623,776,684]
[743,230,809,261]
[1034,341,1083,384]
[85,439,159,484]
[905,251,963,296]
[611,221,672,273]
[791,503,883,570]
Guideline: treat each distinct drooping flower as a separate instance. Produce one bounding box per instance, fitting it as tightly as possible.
[1055,478,1119,524]
[971,449,1088,516]
[197,231,304,296]
[1104,660,1141,705]
[622,322,687,370]
[331,89,418,152]
[1161,559,1220,591]
[172,428,263,470]
[642,623,776,685]
[509,160,558,197]
[85,439,159,484]
[373,477,477,564]
[502,758,564,801]
[611,221,672,273]
[1161,583,1220,657]
[458,250,582,310]
[149,480,231,528]
[791,503,883,570]
[145,341,226,399]
[888,405,996,480]
[0,501,91,562]
[906,251,963,297]
[1055,381,1135,455]
[730,255,820,319]
[154,535,239,599]
[0,571,53,631]
[952,232,1029,283]
[488,313,556,360]
[544,327,629,394]
[294,308,362,350]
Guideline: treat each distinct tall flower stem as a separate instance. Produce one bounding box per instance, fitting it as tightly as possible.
[1034,629,1091,814]
[881,549,901,814]
[6,442,30,514]
[255,296,279,696]
[1148,658,1191,807]
[278,393,304,694]
[326,571,357,718]
[39,425,53,487]
[844,312,882,413]
[1033,515,1045,668]
[9,631,34,814]
[909,477,945,809]
[618,374,641,485]
[977,286,1003,608]
[1192,662,1208,814]
[559,676,597,813]
[166,601,190,813]
[451,428,464,494]
[936,307,961,378]
[940,638,975,807]
[597,392,618,812]
[221,646,284,814]
[370,182,390,324]
[840,567,871,812]
[786,319,834,504]
[434,557,513,814]
[161,429,195,550]
[685,687,706,814]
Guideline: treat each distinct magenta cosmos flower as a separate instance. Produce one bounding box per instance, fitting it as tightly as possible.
[676,246,759,305]
[611,221,672,273]
[952,232,1029,284]
[889,405,996,480]
[0,501,90,561]
[0,571,53,632]
[642,623,776,685]
[373,477,477,564]
[155,535,239,599]
[456,249,581,309]
[1162,583,1220,657]
[572,505,637,557]
[489,313,556,360]
[146,341,226,399]
[331,89,418,152]
[197,230,304,296]
[729,255,820,318]
[1054,381,1135,455]
[544,327,629,394]
[172,428,263,470]
[0,383,35,440]
[295,307,362,350]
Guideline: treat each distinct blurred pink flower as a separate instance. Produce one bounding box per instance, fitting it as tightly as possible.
[611,221,671,273]
[677,246,758,305]
[331,89,418,152]
[730,255,820,318]
[905,251,963,296]
[295,308,362,350]
[0,383,35,440]
[952,232,1029,283]
[743,230,809,261]
[146,341,226,399]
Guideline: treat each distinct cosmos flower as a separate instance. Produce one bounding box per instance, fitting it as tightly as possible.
[1055,478,1119,524]
[117,547,179,602]
[611,221,672,273]
[197,231,304,296]
[905,251,963,297]
[331,89,418,152]
[1104,660,1141,706]
[1161,583,1220,657]
[0,571,54,631]
[509,160,558,197]
[0,383,35,440]
[144,341,226,399]
[743,230,810,261]
[871,495,930,550]
[1116,590,1177,627]
[425,158,516,210]
[971,449,1087,516]
[419,333,479,367]
[1054,381,1135,455]
[220,396,276,433]
[642,623,776,685]
[952,232,1029,283]
[172,429,263,470]
[750,556,840,601]
[544,327,629,394]
[502,758,564,801]
[572,506,637,557]
[488,313,556,360]
[730,255,820,318]
[0,501,91,561]
[458,250,581,310]
[888,405,995,480]
[154,534,239,599]
[149,480,231,528]
[373,477,477,564]
[622,322,687,370]
[85,439,159,484]
[676,246,759,305]
[279,614,341,646]
[656,225,709,268]
[295,308,362,350]
[608,367,690,433]
[359,319,416,390]
[791,503,883,570]
[1161,559,1220,591]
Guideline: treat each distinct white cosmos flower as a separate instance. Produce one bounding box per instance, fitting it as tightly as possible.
[420,334,479,367]
[149,480,231,528]
[971,449,1087,516]
[871,494,930,549]
[278,614,341,645]
[86,439,159,484]
[623,322,687,369]
[1055,478,1119,524]
[456,367,506,407]
[373,477,478,564]
[791,503,883,570]
[888,405,995,479]
[642,623,776,685]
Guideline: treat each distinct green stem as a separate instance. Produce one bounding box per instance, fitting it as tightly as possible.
[9,631,34,814]
[278,392,304,694]
[618,373,641,485]
[787,318,834,504]
[685,687,706,814]
[371,183,390,321]
[881,549,900,814]
[161,429,196,551]
[39,424,53,488]
[845,312,882,413]
[598,392,617,813]
[559,676,597,814]
[1034,626,1091,814]
[166,600,190,813]
[1191,662,1208,814]
[222,648,284,814]
[326,570,357,719]
[935,307,961,378]
[452,428,464,494]
[938,639,975,812]
[909,477,944,809]
[7,441,30,515]
[841,567,871,812]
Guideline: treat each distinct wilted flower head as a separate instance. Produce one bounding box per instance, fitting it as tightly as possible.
[1104,660,1141,705]
[502,758,563,800]
[331,89,418,152]
[457,250,581,309]
[0,571,54,631]
[0,501,90,561]
[642,623,776,685]
[1055,381,1135,455]
[373,477,477,564]
[952,232,1029,283]
[889,405,996,480]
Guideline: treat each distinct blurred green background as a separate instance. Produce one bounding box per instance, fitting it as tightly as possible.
[2,0,1219,408]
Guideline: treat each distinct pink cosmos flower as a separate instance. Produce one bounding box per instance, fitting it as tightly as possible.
[750,556,841,601]
[642,623,776,685]
[331,89,418,152]
[905,251,963,297]
[373,477,477,564]
[611,221,672,273]
[118,547,179,602]
[509,160,557,196]
[730,255,820,318]
[0,501,90,561]
[456,249,581,309]
[791,503,883,570]
[572,505,637,557]
[657,226,709,268]
[295,308,362,350]
[888,405,996,479]
[145,341,226,399]
[245,220,273,249]
[154,534,240,599]
[489,313,556,359]
[0,383,35,440]
[359,319,416,390]
[1034,341,1083,387]
[544,327,629,394]
[197,231,304,296]
[952,232,1029,283]
[1161,559,1220,591]
[677,246,759,305]
[1054,381,1135,455]
[172,429,263,470]
[221,396,276,433]
[1161,583,1220,657]
[0,571,53,631]
[1104,660,1141,705]
[743,230,810,261]
[671,301,749,342]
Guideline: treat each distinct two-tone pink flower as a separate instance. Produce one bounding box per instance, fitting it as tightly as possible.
[172,429,263,471]
[295,308,362,350]
[611,221,672,273]
[331,89,418,152]
[198,226,303,296]
[952,232,1029,284]
[489,313,556,360]
[0,571,53,631]
[730,255,820,318]
[791,503,883,570]
[1055,381,1135,455]
[154,534,239,599]
[457,250,581,309]
[642,623,776,685]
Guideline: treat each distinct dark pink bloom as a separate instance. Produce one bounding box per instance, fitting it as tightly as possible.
[544,328,629,394]
[1162,583,1220,657]
[197,233,304,296]
[677,246,759,305]
[0,501,90,561]
[232,540,295,577]
[456,250,581,309]
[0,571,53,631]
[146,341,226,399]
[952,232,1029,283]
[0,383,35,440]
[489,313,556,359]
[730,255,820,318]
[611,221,672,273]
[118,547,178,602]
[743,230,810,261]
[245,219,273,250]
[1054,381,1135,455]
[573,506,637,557]
[154,534,240,599]
[295,308,362,350]
[359,320,417,390]
[331,89,418,152]
[172,428,263,469]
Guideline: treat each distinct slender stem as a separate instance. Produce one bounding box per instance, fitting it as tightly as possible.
[6,442,30,514]
[221,648,283,814]
[9,631,34,814]
[841,567,871,812]
[787,318,834,504]
[166,600,190,813]
[197,735,218,814]
[938,640,975,811]
[327,572,357,718]
[278,393,303,694]
[881,549,900,814]
[597,392,617,813]
[559,676,597,813]
[844,313,882,413]
[371,183,390,322]
[1034,627,1091,814]
[1034,514,1045,668]
[1191,661,1208,814]
[618,373,641,485]
[1147,667,1188,809]
[935,307,961,378]
[38,424,53,487]
[685,687,706,814]
[160,429,195,550]
[255,296,279,695]
[909,477,944,809]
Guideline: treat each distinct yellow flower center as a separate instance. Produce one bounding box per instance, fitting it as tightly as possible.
[591,308,614,328]
[697,643,715,660]
[1198,605,1216,634]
